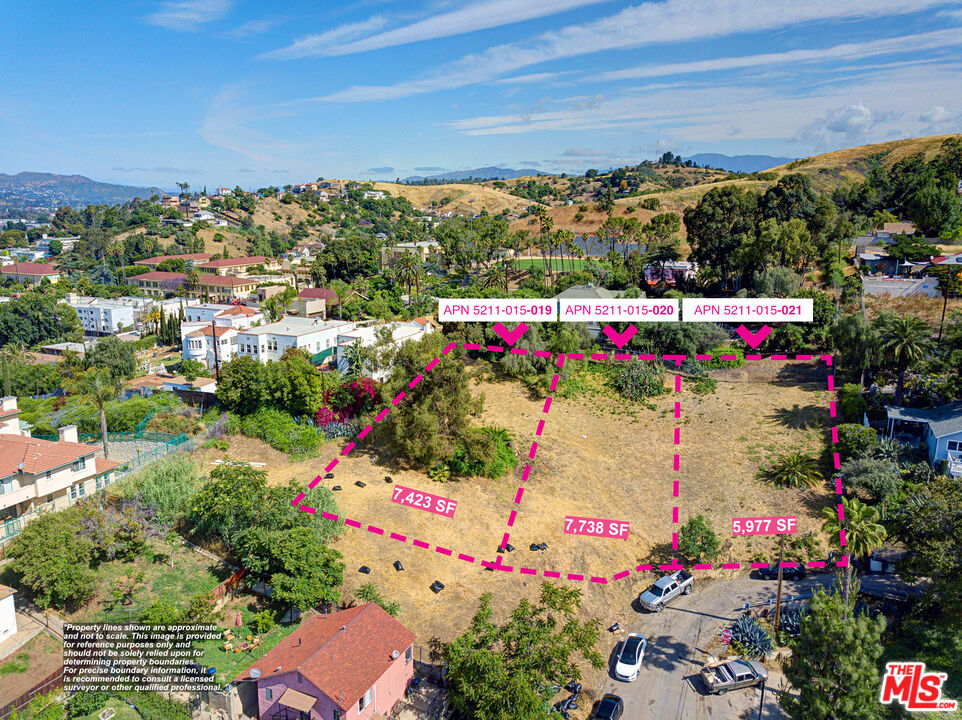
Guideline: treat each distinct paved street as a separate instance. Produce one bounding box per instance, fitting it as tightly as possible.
[592,572,920,720]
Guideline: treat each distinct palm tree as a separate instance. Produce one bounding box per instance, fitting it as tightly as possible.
[480,262,507,292]
[763,451,823,488]
[821,495,886,606]
[144,307,163,336]
[878,314,932,405]
[184,268,201,293]
[71,369,119,459]
[393,252,423,299]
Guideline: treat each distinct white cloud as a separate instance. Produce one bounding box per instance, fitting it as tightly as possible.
[224,18,283,39]
[311,0,953,102]
[263,0,610,60]
[596,28,962,82]
[260,16,389,59]
[489,72,568,86]
[918,105,962,134]
[145,0,233,31]
[794,103,899,147]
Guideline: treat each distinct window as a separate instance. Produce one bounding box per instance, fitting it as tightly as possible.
[72,458,86,472]
[405,645,412,664]
[0,477,12,496]
[70,485,77,500]
[358,688,373,712]
[950,441,961,452]
[78,482,85,497]
[332,710,341,720]
[265,688,273,701]
[46,494,54,504]
[96,477,102,490]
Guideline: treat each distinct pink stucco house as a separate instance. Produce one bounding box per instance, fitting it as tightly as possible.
[235,604,416,720]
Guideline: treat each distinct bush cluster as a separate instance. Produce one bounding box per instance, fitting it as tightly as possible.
[613,361,668,401]
[239,407,320,456]
[449,426,517,478]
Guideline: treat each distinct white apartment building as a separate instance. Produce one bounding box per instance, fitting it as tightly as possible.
[65,294,197,336]
[235,317,356,365]
[182,303,263,329]
[182,325,238,370]
[0,397,119,544]
[336,319,435,380]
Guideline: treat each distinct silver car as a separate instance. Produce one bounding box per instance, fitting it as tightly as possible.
[700,658,768,695]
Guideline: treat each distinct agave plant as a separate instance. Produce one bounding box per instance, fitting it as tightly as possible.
[322,421,359,440]
[731,615,775,659]
[778,606,808,637]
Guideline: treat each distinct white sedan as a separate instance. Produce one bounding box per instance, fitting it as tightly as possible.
[613,633,647,682]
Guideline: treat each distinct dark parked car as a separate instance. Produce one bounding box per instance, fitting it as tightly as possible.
[755,563,806,580]
[591,694,624,720]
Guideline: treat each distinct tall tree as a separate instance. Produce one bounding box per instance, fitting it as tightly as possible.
[780,588,885,720]
[70,369,119,458]
[445,583,604,720]
[877,313,932,405]
[821,496,887,606]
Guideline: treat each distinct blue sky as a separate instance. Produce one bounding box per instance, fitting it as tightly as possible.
[2,0,961,190]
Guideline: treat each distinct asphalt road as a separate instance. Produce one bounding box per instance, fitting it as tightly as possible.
[591,572,920,720]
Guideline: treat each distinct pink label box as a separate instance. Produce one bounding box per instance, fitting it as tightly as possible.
[731,516,798,536]
[564,515,630,539]
[391,485,458,518]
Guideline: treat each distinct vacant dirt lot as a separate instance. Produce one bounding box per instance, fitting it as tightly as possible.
[200,360,833,667]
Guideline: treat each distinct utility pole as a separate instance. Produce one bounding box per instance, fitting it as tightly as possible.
[756,681,767,720]
[774,534,785,635]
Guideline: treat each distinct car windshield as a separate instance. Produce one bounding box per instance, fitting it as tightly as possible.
[598,698,618,714]
[619,637,642,662]
[648,585,665,597]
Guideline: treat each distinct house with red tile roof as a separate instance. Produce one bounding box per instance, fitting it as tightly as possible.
[0,397,119,544]
[0,262,61,285]
[126,272,263,303]
[236,604,415,720]
[198,256,281,277]
[133,253,213,267]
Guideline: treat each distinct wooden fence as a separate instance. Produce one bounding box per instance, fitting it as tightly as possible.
[210,567,249,602]
[0,667,64,719]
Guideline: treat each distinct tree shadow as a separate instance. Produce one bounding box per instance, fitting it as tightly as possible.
[644,634,699,673]
[767,404,824,429]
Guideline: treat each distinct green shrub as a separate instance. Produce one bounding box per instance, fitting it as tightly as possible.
[701,346,745,369]
[685,376,717,395]
[837,383,867,422]
[677,514,720,563]
[450,426,517,478]
[203,438,229,451]
[613,361,668,401]
[224,411,241,435]
[123,455,203,525]
[837,423,877,460]
[239,407,320,456]
[67,691,110,718]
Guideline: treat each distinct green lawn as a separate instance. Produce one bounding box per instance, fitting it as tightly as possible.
[71,540,231,623]
[516,258,589,272]
[75,698,140,720]
[195,616,303,685]
[0,652,30,675]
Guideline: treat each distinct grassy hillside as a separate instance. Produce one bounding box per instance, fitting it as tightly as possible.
[369,181,532,216]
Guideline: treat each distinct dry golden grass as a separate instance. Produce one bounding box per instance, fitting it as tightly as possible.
[198,363,833,668]
[251,196,314,234]
[863,294,962,328]
[369,181,531,216]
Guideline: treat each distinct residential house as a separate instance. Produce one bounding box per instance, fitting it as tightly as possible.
[378,241,442,269]
[197,196,211,209]
[134,253,213,268]
[885,401,962,476]
[182,324,237,371]
[363,190,386,201]
[40,342,86,357]
[198,256,281,277]
[0,584,16,643]
[0,262,61,284]
[36,234,79,253]
[9,247,48,262]
[235,603,416,720]
[336,320,435,380]
[235,317,356,366]
[161,196,180,208]
[123,373,217,400]
[183,303,263,328]
[293,288,340,319]
[64,294,194,336]
[214,187,233,197]
[644,261,697,285]
[0,398,119,544]
[193,211,215,221]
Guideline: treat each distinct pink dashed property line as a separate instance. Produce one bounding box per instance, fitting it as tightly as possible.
[290,349,844,580]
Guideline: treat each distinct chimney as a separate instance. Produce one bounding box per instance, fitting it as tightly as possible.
[59,424,79,444]
[0,396,18,413]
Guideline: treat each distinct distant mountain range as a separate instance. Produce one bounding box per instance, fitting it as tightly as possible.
[684,154,795,173]
[0,172,165,212]
[403,166,547,183]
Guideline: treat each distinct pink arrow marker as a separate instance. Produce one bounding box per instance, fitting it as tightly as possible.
[493,322,528,346]
[735,324,772,349]
[602,324,637,349]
